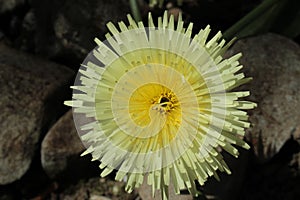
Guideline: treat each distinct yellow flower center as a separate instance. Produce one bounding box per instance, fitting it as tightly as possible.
[129,83,181,127]
[127,83,182,147]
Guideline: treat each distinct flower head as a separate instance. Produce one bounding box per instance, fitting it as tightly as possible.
[65,11,256,199]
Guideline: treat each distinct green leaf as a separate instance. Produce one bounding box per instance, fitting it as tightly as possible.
[223,0,300,40]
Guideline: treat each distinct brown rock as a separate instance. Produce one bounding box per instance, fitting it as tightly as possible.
[226,33,300,161]
[0,43,74,184]
[138,177,193,200]
[41,110,85,179]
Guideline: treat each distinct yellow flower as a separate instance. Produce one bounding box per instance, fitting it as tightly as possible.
[65,11,256,199]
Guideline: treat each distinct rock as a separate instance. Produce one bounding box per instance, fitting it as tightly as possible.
[0,0,24,14]
[16,9,37,52]
[0,43,74,184]
[20,0,130,67]
[89,195,111,200]
[49,177,137,200]
[226,33,300,161]
[41,110,86,179]
[41,109,101,184]
[138,177,193,200]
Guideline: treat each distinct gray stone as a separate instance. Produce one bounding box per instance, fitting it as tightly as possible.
[138,176,193,200]
[25,0,130,67]
[0,0,24,14]
[226,33,300,161]
[48,177,136,200]
[89,195,111,200]
[41,110,85,179]
[0,43,74,184]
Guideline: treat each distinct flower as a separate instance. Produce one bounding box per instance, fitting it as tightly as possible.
[65,11,256,199]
